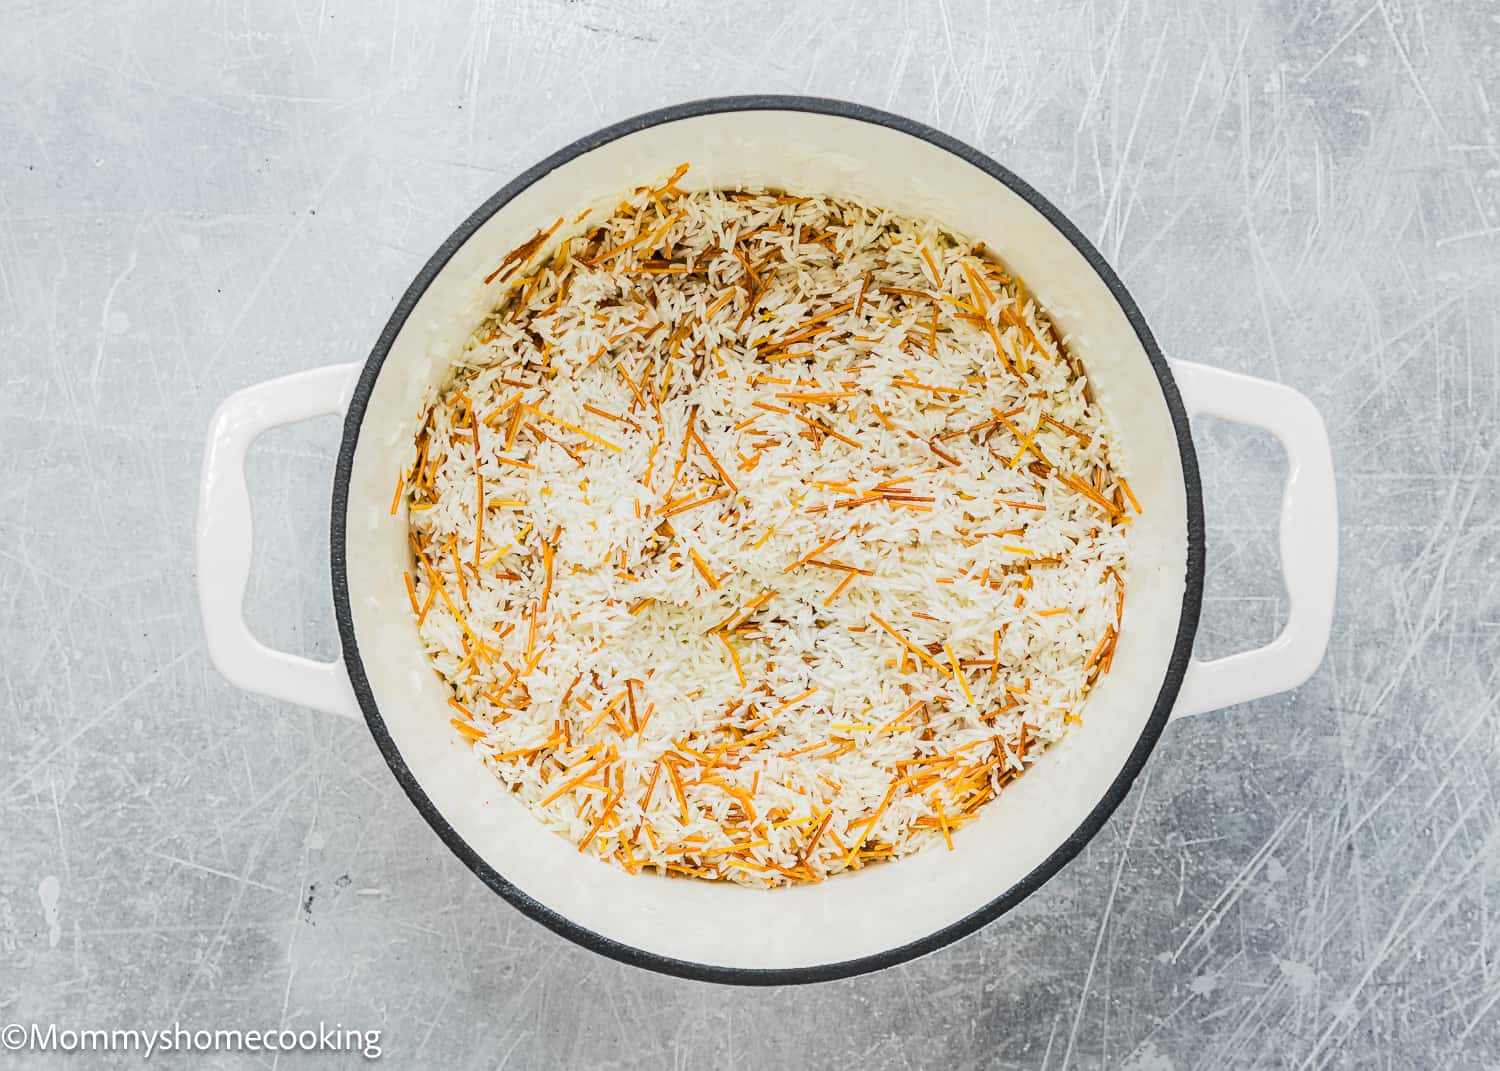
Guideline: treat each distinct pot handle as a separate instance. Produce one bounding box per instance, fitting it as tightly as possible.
[1167,360,1337,718]
[196,363,363,719]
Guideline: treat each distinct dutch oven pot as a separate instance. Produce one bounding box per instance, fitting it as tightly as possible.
[197,97,1337,984]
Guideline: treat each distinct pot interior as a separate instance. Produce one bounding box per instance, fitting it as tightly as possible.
[338,103,1191,974]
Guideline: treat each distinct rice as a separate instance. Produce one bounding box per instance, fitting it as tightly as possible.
[398,167,1137,887]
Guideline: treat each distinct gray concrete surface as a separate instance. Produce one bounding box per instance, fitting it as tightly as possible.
[2,1,1498,1067]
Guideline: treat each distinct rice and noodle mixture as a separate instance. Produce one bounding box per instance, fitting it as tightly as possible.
[398,166,1137,887]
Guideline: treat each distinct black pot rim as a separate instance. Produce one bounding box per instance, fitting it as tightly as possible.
[331,94,1205,986]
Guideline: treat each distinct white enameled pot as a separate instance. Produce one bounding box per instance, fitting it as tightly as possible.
[196,97,1337,984]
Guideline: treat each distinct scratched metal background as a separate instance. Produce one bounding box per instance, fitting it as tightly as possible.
[2,1,1498,1067]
